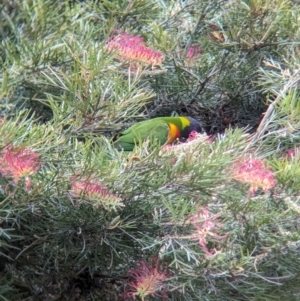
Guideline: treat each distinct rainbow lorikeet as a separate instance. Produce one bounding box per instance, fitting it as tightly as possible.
[113,116,202,151]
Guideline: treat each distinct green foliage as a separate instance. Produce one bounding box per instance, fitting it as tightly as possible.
[271,155,300,192]
[0,0,300,300]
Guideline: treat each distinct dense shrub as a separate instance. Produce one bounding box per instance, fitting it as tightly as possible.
[1,0,300,300]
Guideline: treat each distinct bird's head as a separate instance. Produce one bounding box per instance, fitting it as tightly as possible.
[180,117,202,138]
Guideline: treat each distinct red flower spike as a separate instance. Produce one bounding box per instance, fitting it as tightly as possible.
[105,32,164,66]
[232,157,277,194]
[190,207,227,258]
[0,145,40,184]
[70,177,124,210]
[124,258,171,300]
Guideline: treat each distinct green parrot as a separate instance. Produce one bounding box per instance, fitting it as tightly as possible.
[113,116,202,151]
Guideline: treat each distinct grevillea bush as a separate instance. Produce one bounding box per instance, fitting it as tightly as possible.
[1,1,300,300]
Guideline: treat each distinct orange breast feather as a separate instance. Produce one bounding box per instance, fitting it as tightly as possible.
[167,123,181,144]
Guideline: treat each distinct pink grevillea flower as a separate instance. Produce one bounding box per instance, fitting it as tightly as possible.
[70,177,124,210]
[105,32,164,66]
[187,130,205,142]
[124,258,171,301]
[232,157,277,195]
[0,145,40,186]
[190,207,227,258]
[161,132,210,153]
[185,131,212,144]
[186,45,202,60]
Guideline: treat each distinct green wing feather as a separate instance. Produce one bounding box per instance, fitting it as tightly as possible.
[114,119,170,151]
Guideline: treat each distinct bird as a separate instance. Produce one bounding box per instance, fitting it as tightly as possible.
[113,116,202,151]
